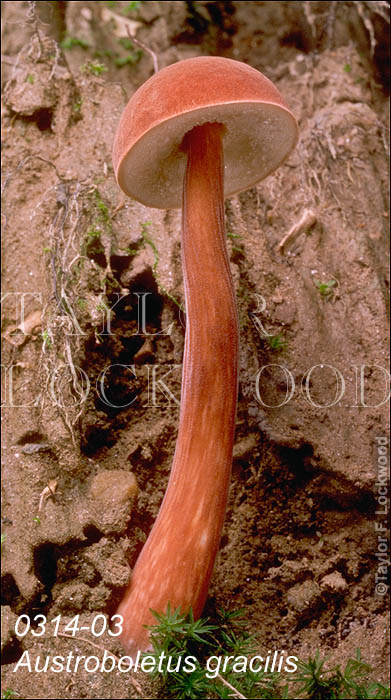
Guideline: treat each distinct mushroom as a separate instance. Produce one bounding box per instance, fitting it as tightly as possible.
[112,56,298,657]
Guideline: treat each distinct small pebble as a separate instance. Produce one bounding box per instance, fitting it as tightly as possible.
[89,469,138,504]
[21,443,51,454]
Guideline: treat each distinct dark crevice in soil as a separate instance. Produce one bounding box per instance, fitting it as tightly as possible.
[82,525,104,544]
[33,542,58,590]
[1,574,22,608]
[15,430,46,445]
[0,638,23,666]
[175,0,237,46]
[280,29,309,52]
[79,268,166,455]
[14,108,54,132]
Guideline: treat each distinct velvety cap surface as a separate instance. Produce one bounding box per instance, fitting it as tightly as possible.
[113,56,298,209]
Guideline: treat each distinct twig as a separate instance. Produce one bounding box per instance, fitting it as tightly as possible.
[57,632,144,697]
[112,194,126,217]
[217,673,247,699]
[278,208,317,253]
[38,479,57,512]
[126,25,159,73]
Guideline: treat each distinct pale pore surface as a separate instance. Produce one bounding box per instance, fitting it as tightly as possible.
[117,102,298,208]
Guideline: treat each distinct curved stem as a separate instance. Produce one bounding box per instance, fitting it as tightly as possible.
[117,122,239,657]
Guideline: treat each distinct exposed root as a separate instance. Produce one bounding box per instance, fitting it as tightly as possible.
[39,180,95,446]
[356,1,390,57]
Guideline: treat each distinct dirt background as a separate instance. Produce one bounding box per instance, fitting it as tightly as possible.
[1,1,390,698]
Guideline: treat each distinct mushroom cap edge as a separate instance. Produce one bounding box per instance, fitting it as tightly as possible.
[113,56,299,209]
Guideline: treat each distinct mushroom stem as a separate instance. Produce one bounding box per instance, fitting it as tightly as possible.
[116,122,239,657]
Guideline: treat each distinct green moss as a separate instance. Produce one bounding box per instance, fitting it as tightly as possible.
[266,333,287,352]
[146,606,390,699]
[314,279,337,298]
[81,61,108,76]
[122,1,141,14]
[61,36,89,50]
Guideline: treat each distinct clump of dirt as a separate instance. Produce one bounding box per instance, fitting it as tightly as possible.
[1,2,389,698]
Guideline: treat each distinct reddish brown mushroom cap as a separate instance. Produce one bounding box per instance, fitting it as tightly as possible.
[113,56,298,209]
